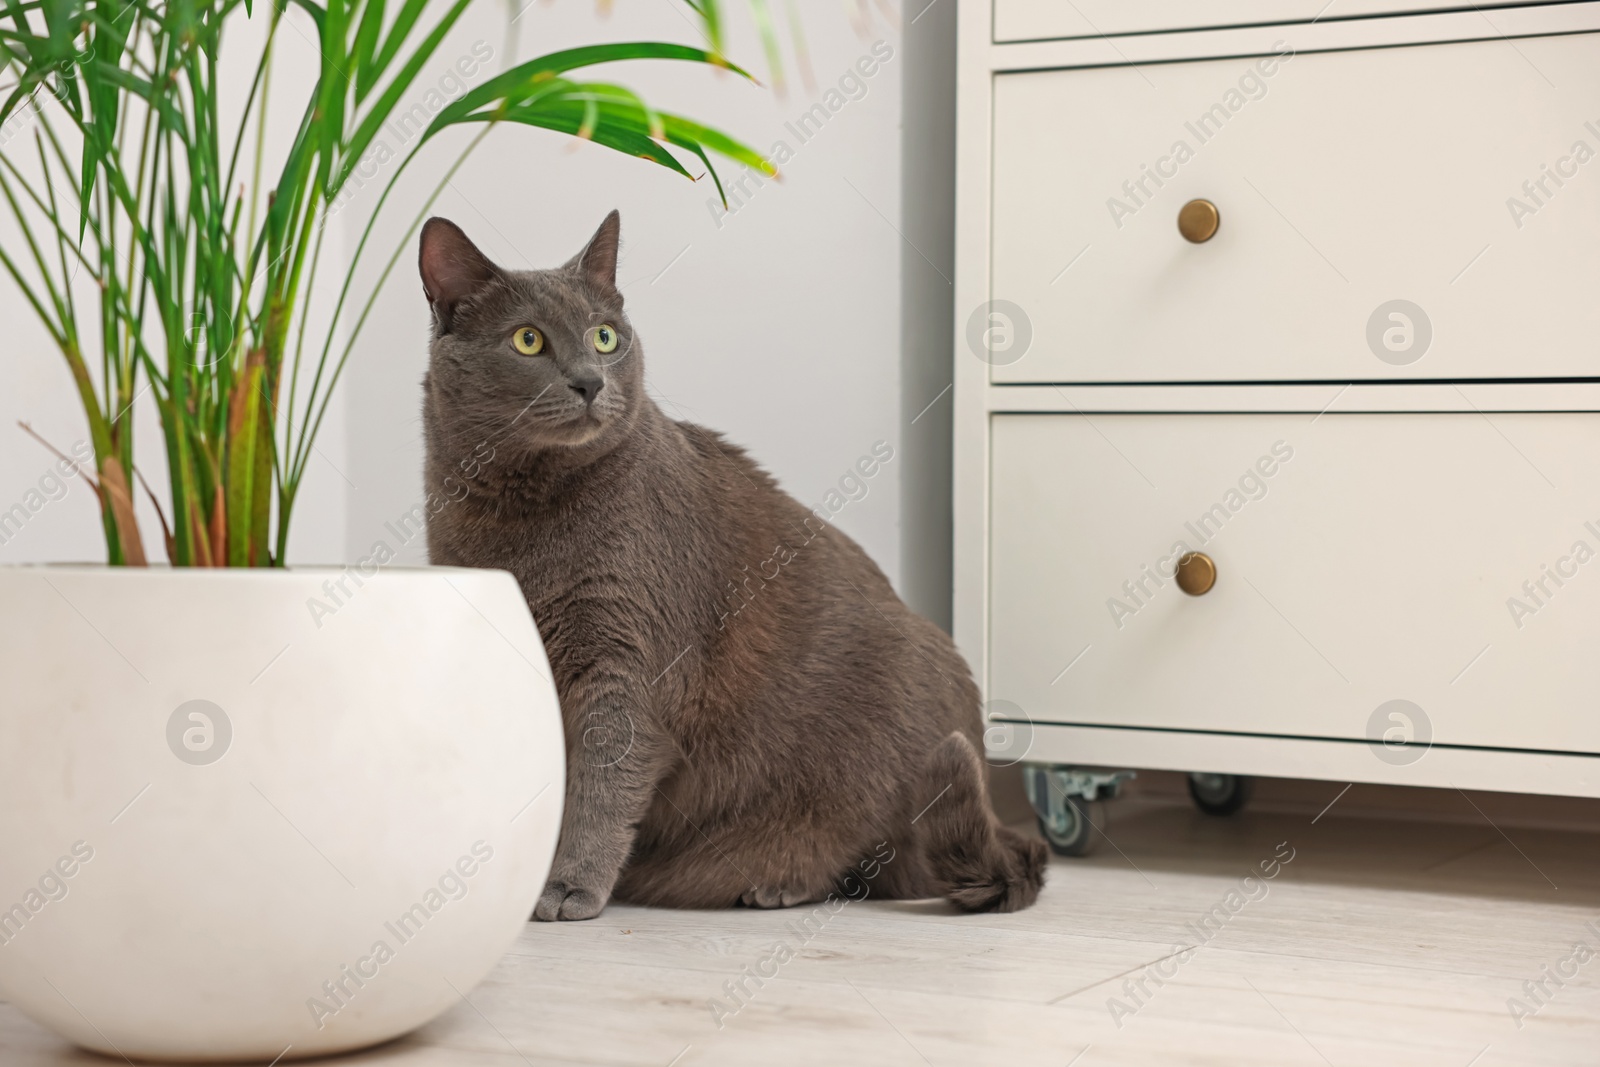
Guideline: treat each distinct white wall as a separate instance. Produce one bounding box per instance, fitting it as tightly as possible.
[899,0,958,628]
[339,1,906,583]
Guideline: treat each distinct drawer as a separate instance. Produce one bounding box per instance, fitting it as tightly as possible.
[988,412,1600,754]
[993,0,1551,42]
[989,34,1600,383]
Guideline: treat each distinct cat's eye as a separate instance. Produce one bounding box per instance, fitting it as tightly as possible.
[592,324,619,354]
[511,327,544,356]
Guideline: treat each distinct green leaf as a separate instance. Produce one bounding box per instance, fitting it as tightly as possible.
[444,92,695,181]
[313,0,349,195]
[680,0,724,55]
[283,0,326,34]
[350,0,385,102]
[432,82,768,206]
[659,111,776,176]
[365,0,427,91]
[421,42,752,146]
[88,64,188,136]
[331,0,472,194]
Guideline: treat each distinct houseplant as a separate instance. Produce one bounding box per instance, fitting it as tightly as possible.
[0,0,775,566]
[0,0,778,1058]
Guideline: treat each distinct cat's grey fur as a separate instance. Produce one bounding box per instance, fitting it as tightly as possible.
[419,211,1046,920]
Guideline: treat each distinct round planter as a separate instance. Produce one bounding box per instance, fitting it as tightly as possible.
[0,565,563,1062]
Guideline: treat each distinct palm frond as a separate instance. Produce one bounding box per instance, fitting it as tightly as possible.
[0,0,781,567]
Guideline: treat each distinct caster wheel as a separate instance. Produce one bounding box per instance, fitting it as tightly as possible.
[1188,773,1254,816]
[1038,798,1101,856]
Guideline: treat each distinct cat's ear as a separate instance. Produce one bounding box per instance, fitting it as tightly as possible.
[568,209,621,290]
[419,217,500,333]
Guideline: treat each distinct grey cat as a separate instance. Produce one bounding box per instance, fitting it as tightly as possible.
[419,211,1046,920]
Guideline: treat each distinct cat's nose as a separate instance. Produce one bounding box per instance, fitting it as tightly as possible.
[569,376,604,406]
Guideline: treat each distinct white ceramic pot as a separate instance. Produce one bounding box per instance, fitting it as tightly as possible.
[0,565,563,1062]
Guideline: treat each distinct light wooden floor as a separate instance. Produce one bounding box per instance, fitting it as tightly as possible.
[5,794,1598,1066]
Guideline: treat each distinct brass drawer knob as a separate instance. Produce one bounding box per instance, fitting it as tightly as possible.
[1178,199,1220,243]
[1175,552,1216,596]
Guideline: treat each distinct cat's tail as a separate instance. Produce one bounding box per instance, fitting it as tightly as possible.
[916,731,1048,913]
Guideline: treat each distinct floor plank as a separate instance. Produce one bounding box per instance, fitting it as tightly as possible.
[3,798,1596,1065]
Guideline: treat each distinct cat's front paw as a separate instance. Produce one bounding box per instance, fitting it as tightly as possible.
[533,879,608,921]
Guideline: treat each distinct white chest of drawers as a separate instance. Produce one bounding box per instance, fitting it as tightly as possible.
[955,2,1600,798]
